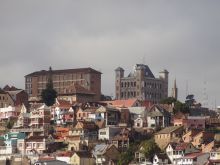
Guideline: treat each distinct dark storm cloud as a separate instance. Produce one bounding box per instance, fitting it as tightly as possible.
[0,0,220,107]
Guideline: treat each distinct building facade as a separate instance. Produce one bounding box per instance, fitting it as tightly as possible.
[25,67,102,101]
[0,106,20,121]
[115,64,168,103]
[0,89,14,108]
[0,86,28,108]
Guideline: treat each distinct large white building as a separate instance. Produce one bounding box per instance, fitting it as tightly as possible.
[115,64,169,103]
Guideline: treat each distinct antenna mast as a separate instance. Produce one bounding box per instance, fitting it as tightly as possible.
[202,80,208,107]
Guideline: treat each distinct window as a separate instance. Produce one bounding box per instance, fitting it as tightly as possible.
[100,132,106,135]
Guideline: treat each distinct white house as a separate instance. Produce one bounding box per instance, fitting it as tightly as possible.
[146,104,171,129]
[166,142,199,164]
[0,106,19,121]
[128,107,147,121]
[175,152,209,165]
[13,104,30,128]
[98,126,121,140]
[0,132,26,155]
[152,153,170,165]
[209,148,220,160]
[134,117,147,128]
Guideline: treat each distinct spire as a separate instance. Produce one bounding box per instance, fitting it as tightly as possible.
[174,78,177,89]
[47,66,53,89]
[172,78,178,100]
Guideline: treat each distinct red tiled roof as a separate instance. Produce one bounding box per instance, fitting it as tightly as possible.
[56,151,74,157]
[26,136,47,142]
[56,127,69,132]
[61,83,95,95]
[25,67,102,77]
[102,99,138,108]
[175,143,189,150]
[190,130,202,137]
[56,99,73,108]
[141,100,153,108]
[38,156,55,161]
[183,152,205,159]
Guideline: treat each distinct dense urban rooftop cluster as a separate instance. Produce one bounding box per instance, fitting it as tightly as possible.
[0,65,219,165]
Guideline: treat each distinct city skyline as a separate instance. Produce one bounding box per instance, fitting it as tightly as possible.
[0,1,220,107]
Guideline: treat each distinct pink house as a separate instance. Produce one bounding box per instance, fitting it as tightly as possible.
[17,136,54,155]
[76,107,96,121]
[174,116,206,130]
[0,106,20,121]
[51,99,73,123]
[29,104,51,136]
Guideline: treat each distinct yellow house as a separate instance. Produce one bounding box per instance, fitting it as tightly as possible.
[154,126,183,150]
[70,151,95,165]
[191,131,214,149]
[182,130,201,143]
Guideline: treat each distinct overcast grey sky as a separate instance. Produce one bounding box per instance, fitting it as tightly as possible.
[0,1,220,108]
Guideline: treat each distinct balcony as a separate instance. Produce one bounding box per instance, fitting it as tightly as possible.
[11,128,44,133]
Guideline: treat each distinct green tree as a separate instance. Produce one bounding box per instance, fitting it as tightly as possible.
[160,97,177,104]
[6,120,14,129]
[141,139,161,160]
[41,67,57,106]
[160,97,190,114]
[175,101,190,114]
[118,143,139,165]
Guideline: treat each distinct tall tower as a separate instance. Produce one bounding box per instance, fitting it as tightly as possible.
[135,65,145,100]
[172,79,178,100]
[115,67,124,99]
[202,80,208,107]
[159,69,169,98]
